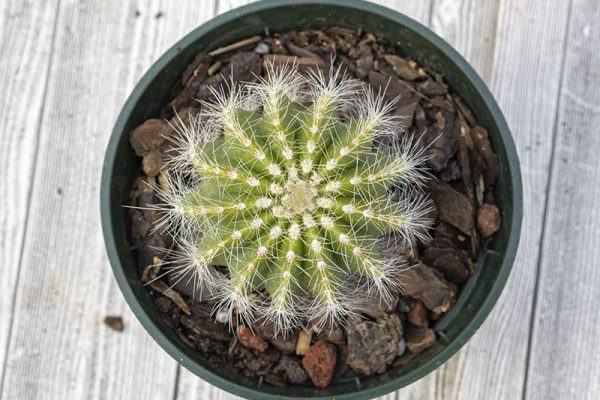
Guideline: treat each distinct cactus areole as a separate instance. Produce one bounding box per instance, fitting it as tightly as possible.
[160,65,432,334]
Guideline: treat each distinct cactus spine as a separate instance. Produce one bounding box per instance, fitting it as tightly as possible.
[161,64,431,334]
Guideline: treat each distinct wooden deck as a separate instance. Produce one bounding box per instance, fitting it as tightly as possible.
[1,0,598,399]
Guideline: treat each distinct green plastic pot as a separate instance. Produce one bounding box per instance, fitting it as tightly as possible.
[101,0,522,398]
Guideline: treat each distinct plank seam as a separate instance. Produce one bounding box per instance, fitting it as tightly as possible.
[520,1,575,399]
[213,0,220,17]
[171,365,181,400]
[484,0,502,82]
[427,0,435,28]
[0,0,63,397]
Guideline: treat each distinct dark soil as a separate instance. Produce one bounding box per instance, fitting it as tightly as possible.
[126,27,501,389]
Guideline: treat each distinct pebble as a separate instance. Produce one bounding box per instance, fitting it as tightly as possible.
[237,325,269,352]
[405,327,437,353]
[280,356,308,384]
[302,341,337,388]
[401,263,455,314]
[103,316,124,332]
[254,42,270,54]
[477,203,501,238]
[346,314,402,375]
[408,300,428,327]
[295,330,312,355]
[397,338,406,356]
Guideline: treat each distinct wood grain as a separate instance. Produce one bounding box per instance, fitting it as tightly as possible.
[2,1,595,399]
[525,1,600,399]
[373,0,432,25]
[419,0,572,399]
[0,0,61,390]
[430,0,500,82]
[0,1,215,399]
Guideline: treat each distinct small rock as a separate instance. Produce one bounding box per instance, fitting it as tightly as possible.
[429,180,474,235]
[129,119,170,156]
[142,150,163,177]
[169,54,211,110]
[302,341,337,388]
[269,333,298,355]
[392,350,419,368]
[382,54,420,80]
[397,338,406,356]
[416,76,448,96]
[296,330,312,356]
[368,70,415,103]
[347,314,402,375]
[180,53,211,87]
[470,126,498,187]
[477,203,501,239]
[270,38,287,54]
[129,118,175,178]
[354,290,398,318]
[257,348,281,364]
[419,111,459,172]
[103,316,124,332]
[316,325,346,345]
[280,356,308,384]
[431,251,472,284]
[237,325,269,352]
[408,300,427,327]
[180,314,231,341]
[453,94,477,127]
[264,373,287,388]
[401,263,455,314]
[252,319,298,354]
[457,134,475,200]
[254,42,270,55]
[424,246,472,285]
[396,297,411,313]
[334,343,351,379]
[154,296,174,313]
[405,326,437,353]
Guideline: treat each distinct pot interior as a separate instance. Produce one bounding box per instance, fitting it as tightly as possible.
[103,1,520,398]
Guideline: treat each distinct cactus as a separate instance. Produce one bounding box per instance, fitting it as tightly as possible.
[160,64,432,334]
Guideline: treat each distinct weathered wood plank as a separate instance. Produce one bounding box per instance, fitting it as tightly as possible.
[430,0,500,81]
[525,1,600,399]
[0,0,61,390]
[408,1,572,399]
[0,1,215,399]
[373,0,432,25]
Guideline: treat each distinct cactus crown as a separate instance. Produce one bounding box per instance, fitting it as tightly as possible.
[161,64,431,334]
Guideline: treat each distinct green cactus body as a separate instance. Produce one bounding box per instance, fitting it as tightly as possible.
[163,65,431,333]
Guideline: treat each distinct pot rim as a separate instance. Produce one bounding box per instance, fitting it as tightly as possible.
[101,1,523,399]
